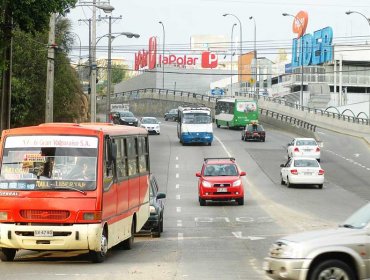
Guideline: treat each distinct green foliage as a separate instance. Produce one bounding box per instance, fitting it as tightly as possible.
[8,0,77,34]
[11,17,87,128]
[111,64,127,84]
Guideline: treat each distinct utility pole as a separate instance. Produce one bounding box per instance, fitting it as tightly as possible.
[90,0,97,122]
[45,13,56,123]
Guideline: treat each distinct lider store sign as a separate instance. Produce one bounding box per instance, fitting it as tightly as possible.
[290,11,333,67]
[134,37,218,70]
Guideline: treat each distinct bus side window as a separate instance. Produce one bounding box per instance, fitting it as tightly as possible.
[104,138,115,191]
[116,138,127,179]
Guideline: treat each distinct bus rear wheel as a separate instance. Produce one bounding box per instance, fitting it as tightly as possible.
[122,219,135,250]
[216,120,220,128]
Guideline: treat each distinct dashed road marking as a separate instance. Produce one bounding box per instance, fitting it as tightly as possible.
[176,173,179,178]
[175,164,179,168]
[178,232,184,241]
[176,183,179,189]
[176,194,181,200]
[176,207,181,213]
[177,220,182,227]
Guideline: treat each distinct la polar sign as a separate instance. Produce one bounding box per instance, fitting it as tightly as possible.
[134,37,218,70]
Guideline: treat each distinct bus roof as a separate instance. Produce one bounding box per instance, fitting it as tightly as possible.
[216,98,255,103]
[1,123,148,138]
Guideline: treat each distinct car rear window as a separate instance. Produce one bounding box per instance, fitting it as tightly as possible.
[294,159,319,167]
[296,140,317,146]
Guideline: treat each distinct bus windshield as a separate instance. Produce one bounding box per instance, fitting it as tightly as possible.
[183,113,211,124]
[0,135,98,191]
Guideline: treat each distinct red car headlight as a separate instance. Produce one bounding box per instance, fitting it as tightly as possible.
[233,179,242,187]
[202,180,212,188]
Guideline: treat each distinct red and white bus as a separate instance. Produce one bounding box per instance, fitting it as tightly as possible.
[0,123,150,262]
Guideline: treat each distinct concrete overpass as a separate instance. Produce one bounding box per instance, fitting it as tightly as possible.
[96,88,370,145]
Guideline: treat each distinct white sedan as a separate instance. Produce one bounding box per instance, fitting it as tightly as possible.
[140,117,160,135]
[280,157,325,189]
[287,137,321,162]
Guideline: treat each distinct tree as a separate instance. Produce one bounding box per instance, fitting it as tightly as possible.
[11,17,87,127]
[0,0,77,131]
[111,64,127,84]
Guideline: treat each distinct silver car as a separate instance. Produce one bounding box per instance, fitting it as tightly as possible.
[264,202,370,280]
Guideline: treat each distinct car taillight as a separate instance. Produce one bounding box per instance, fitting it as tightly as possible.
[316,147,320,152]
[109,114,113,121]
[290,169,298,175]
[318,169,325,175]
[294,147,299,152]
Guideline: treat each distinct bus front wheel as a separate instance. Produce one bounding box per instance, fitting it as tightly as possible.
[89,228,108,263]
[0,248,16,262]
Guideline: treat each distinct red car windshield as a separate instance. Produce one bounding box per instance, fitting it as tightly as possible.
[203,164,238,176]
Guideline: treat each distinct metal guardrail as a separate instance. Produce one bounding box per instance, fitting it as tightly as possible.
[260,108,317,132]
[97,88,369,125]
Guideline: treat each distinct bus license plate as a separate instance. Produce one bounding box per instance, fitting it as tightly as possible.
[34,230,53,237]
[217,188,227,192]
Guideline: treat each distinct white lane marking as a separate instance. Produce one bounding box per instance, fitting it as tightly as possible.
[176,173,179,178]
[317,131,326,135]
[177,220,182,227]
[176,207,181,213]
[325,150,369,171]
[176,194,181,200]
[176,183,180,189]
[178,233,184,240]
[232,231,265,240]
[214,135,232,157]
[176,156,179,161]
[175,164,179,168]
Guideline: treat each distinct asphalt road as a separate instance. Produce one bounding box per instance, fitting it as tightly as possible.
[1,120,369,280]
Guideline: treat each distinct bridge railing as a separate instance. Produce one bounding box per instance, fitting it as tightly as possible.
[260,108,317,132]
[97,88,369,125]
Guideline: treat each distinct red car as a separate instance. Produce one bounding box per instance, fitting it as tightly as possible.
[196,157,246,206]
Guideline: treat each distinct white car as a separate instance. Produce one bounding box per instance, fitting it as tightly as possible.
[287,137,321,162]
[280,157,325,189]
[140,117,160,135]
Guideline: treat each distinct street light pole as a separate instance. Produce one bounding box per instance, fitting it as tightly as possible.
[159,21,165,89]
[249,16,257,97]
[345,10,370,119]
[106,16,112,122]
[283,13,305,107]
[230,23,237,96]
[223,14,242,90]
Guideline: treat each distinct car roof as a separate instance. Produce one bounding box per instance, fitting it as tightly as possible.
[141,117,157,119]
[291,157,320,161]
[204,157,236,165]
[294,137,316,140]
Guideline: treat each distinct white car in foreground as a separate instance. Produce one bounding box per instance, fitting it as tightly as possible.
[280,157,324,189]
[140,117,161,135]
[287,137,321,162]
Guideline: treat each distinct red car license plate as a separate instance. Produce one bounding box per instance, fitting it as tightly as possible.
[217,188,227,192]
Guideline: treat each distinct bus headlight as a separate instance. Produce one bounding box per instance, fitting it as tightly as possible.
[0,211,8,221]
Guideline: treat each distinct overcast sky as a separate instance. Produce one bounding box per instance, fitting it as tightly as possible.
[66,0,370,67]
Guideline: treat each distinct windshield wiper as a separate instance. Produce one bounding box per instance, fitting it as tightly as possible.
[50,185,87,195]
